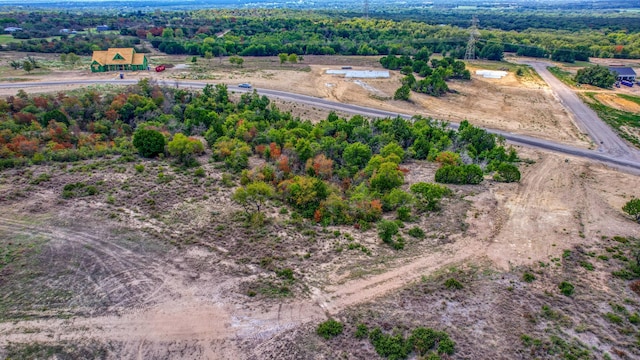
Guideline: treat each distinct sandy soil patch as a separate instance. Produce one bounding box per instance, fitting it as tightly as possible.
[595,93,640,113]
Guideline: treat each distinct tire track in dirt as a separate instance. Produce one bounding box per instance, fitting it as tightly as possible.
[0,211,488,358]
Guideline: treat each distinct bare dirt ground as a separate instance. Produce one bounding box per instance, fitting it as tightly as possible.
[0,144,638,358]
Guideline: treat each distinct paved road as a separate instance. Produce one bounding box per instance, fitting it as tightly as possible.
[1,79,640,174]
[522,60,640,162]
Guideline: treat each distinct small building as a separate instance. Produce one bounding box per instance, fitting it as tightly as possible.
[96,25,110,32]
[91,48,148,72]
[609,67,637,82]
[3,27,22,33]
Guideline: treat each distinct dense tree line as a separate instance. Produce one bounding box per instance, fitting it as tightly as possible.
[0,80,520,236]
[3,9,640,59]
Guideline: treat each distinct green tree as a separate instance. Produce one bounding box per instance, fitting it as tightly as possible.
[278,53,288,64]
[167,133,204,166]
[623,198,640,223]
[377,219,399,244]
[66,52,80,66]
[229,55,244,67]
[22,60,33,73]
[162,28,174,39]
[370,162,404,192]
[9,60,21,70]
[133,128,166,158]
[380,142,405,160]
[343,142,372,170]
[288,53,298,64]
[435,164,484,185]
[493,163,521,182]
[410,182,452,212]
[232,181,274,215]
[479,43,504,61]
[394,85,411,101]
[575,65,617,88]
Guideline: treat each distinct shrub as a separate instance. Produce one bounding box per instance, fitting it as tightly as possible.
[378,220,399,244]
[133,128,165,158]
[435,164,483,185]
[493,163,521,183]
[317,319,343,340]
[276,268,294,280]
[444,278,463,290]
[397,206,412,222]
[194,167,205,177]
[168,133,205,166]
[409,182,451,212]
[559,281,575,296]
[522,272,536,283]
[407,227,425,239]
[622,199,640,223]
[370,162,404,192]
[135,164,145,173]
[369,328,411,359]
[355,324,369,339]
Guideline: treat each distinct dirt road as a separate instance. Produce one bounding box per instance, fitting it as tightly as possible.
[523,61,640,162]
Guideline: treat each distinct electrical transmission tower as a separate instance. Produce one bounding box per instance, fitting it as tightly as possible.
[363,0,369,19]
[464,16,480,61]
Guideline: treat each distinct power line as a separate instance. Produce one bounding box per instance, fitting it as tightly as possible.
[464,16,480,61]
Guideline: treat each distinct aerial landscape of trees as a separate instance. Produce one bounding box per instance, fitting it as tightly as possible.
[3,7,640,60]
[0,80,519,236]
[1,1,640,358]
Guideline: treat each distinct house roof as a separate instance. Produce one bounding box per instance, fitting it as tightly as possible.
[91,48,145,66]
[608,67,637,76]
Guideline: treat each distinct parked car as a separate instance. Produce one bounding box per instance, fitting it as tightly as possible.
[238,83,252,88]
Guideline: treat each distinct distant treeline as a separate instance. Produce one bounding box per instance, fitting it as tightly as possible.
[2,9,640,59]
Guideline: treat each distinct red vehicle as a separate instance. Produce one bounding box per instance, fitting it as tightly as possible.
[155,65,166,72]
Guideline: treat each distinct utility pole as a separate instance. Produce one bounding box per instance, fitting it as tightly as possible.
[364,0,369,19]
[464,16,480,61]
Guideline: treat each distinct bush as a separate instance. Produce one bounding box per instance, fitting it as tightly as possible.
[397,206,412,222]
[559,281,575,296]
[378,220,399,244]
[355,323,369,339]
[407,227,425,239]
[444,278,463,290]
[435,164,483,185]
[622,198,640,223]
[133,128,165,158]
[194,167,205,177]
[522,272,536,283]
[369,328,411,359]
[317,319,344,340]
[493,163,521,183]
[135,164,145,173]
[409,182,451,212]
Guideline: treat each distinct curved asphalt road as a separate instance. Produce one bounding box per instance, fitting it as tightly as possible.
[1,78,639,174]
